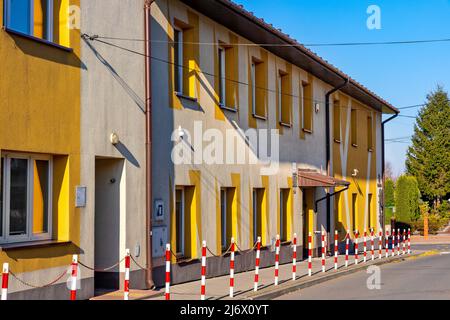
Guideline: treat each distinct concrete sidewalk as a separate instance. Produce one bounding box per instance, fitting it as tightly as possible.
[148,248,424,300]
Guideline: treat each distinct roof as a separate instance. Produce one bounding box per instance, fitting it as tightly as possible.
[298,169,350,188]
[180,0,399,114]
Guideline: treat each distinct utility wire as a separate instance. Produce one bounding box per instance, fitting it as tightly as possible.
[82,34,436,114]
[91,35,450,47]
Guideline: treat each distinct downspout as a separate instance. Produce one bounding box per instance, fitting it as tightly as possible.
[381,112,399,231]
[144,0,155,289]
[325,78,349,234]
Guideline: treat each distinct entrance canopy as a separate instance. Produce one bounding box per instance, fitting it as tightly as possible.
[298,169,350,188]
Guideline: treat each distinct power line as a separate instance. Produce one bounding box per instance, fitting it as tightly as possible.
[82,34,438,115]
[91,35,450,47]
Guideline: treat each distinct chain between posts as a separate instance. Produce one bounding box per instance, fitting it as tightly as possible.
[9,269,68,289]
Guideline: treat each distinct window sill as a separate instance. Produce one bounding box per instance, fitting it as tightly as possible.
[302,128,313,134]
[252,114,267,121]
[175,92,198,103]
[0,240,72,251]
[4,27,73,52]
[279,121,292,128]
[219,104,238,113]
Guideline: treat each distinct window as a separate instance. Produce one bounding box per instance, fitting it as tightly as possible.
[279,189,290,241]
[278,71,291,126]
[218,47,226,106]
[333,100,341,142]
[302,81,313,132]
[352,193,357,233]
[251,59,266,119]
[173,28,183,94]
[0,153,52,244]
[4,0,70,46]
[367,115,373,151]
[368,194,373,230]
[218,44,238,110]
[175,188,185,256]
[220,188,236,251]
[252,188,265,244]
[351,109,357,147]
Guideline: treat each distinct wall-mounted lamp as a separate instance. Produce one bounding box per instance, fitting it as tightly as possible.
[315,103,320,114]
[351,169,359,177]
[177,125,185,140]
[110,132,120,145]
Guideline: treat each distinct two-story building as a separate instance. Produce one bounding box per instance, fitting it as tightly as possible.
[149,0,398,286]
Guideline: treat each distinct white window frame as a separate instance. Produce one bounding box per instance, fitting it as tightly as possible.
[218,46,226,106]
[175,188,185,256]
[173,27,183,94]
[220,188,227,250]
[278,72,282,123]
[4,0,54,42]
[0,153,53,244]
[251,62,256,115]
[301,83,306,129]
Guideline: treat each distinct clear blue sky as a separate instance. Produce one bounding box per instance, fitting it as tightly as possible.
[237,0,450,176]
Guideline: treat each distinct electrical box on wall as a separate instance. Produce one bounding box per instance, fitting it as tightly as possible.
[152,226,168,258]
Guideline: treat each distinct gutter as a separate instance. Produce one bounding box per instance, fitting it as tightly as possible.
[144,0,155,289]
[381,112,399,231]
[325,78,349,234]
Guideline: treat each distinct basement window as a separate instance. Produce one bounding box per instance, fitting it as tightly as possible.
[0,153,53,244]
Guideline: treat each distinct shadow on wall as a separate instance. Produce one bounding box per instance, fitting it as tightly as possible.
[113,141,140,168]
[81,35,145,114]
[6,29,86,69]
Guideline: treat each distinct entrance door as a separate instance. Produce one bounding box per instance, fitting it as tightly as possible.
[302,188,315,257]
[94,158,124,291]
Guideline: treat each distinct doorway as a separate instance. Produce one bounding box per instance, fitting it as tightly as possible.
[302,188,315,257]
[94,158,125,291]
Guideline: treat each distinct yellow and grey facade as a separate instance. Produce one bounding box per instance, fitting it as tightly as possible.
[1,0,398,297]
[150,0,398,285]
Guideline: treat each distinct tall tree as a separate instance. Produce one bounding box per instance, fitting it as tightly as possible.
[395,175,420,222]
[384,178,395,223]
[406,86,450,206]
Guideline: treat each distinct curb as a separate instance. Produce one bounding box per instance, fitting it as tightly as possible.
[240,251,428,300]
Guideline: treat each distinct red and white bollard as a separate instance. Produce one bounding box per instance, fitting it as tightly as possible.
[408,228,411,254]
[254,236,261,291]
[378,231,383,259]
[124,249,130,300]
[274,235,280,285]
[363,230,367,263]
[354,231,359,265]
[70,255,78,301]
[334,230,339,270]
[308,232,313,276]
[165,244,171,300]
[1,263,9,301]
[391,229,396,257]
[321,230,326,272]
[345,230,350,268]
[370,229,375,261]
[385,230,390,258]
[397,228,401,256]
[292,233,297,281]
[402,229,406,255]
[229,238,235,297]
[200,240,207,300]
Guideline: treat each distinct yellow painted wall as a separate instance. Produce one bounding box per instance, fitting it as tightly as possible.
[333,94,379,238]
[0,0,81,272]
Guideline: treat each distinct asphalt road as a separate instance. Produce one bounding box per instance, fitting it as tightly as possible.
[276,244,450,300]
